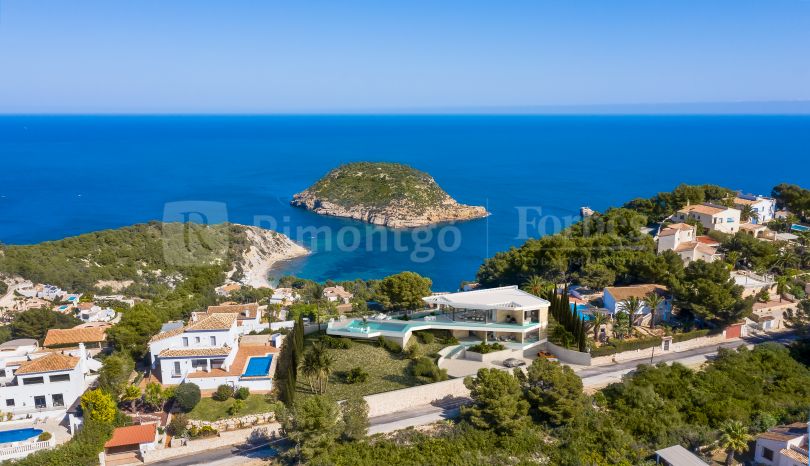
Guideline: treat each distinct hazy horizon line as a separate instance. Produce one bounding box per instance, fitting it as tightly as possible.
[2,100,810,116]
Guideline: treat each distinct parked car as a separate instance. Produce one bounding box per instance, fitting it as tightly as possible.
[503,358,526,368]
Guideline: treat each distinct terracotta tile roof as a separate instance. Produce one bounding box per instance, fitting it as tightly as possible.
[758,423,807,441]
[323,286,353,299]
[605,284,668,301]
[740,222,767,231]
[105,424,156,448]
[207,303,259,320]
[695,236,720,246]
[695,244,719,256]
[43,327,107,347]
[733,197,758,206]
[659,223,694,236]
[77,302,95,310]
[159,346,232,358]
[678,204,728,216]
[15,353,79,374]
[188,313,237,331]
[149,325,186,343]
[780,446,809,463]
[674,241,698,252]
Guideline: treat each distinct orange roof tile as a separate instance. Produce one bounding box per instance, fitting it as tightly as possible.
[678,204,728,216]
[188,313,237,331]
[605,284,668,301]
[105,424,156,448]
[149,325,186,343]
[43,327,107,347]
[207,303,259,320]
[15,353,79,374]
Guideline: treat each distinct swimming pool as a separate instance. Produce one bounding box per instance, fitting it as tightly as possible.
[570,303,594,321]
[0,428,43,444]
[243,355,272,377]
[345,320,409,333]
[791,224,810,232]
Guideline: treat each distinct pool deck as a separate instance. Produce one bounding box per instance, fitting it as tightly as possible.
[185,344,277,380]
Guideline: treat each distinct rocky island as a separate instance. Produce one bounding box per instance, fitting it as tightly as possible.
[291,162,489,228]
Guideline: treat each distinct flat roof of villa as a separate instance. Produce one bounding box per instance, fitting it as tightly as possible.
[422,285,549,310]
[654,445,707,465]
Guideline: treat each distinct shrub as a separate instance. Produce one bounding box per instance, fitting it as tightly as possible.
[377,336,402,353]
[174,383,201,412]
[234,387,250,400]
[405,341,424,359]
[467,342,505,354]
[345,367,369,384]
[416,332,435,345]
[590,336,663,357]
[213,384,235,401]
[37,432,52,442]
[188,425,218,438]
[167,413,188,438]
[321,335,352,349]
[671,329,711,343]
[409,357,448,382]
[227,399,244,416]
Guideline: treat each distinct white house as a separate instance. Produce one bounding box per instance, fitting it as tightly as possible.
[734,194,777,224]
[323,286,353,304]
[76,302,115,323]
[329,286,550,348]
[148,313,276,391]
[656,223,722,264]
[0,341,96,419]
[269,288,300,306]
[602,284,671,323]
[202,302,266,334]
[675,203,741,234]
[754,422,808,466]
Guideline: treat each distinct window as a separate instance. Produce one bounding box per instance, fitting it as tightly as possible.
[22,376,44,385]
[34,396,46,409]
[182,337,189,347]
[210,336,216,346]
[52,394,64,407]
[195,337,201,344]
[762,447,773,461]
[192,359,207,369]
[49,374,70,382]
[0,369,5,377]
[173,361,182,376]
[727,217,735,222]
[5,399,14,407]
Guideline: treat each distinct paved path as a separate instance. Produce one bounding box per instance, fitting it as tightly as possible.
[368,398,468,435]
[148,443,282,466]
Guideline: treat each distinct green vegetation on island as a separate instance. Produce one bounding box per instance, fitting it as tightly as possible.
[291,162,488,227]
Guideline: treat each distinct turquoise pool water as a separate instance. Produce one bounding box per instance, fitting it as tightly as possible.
[346,320,409,332]
[0,428,42,444]
[792,224,810,232]
[243,355,272,377]
[570,303,594,321]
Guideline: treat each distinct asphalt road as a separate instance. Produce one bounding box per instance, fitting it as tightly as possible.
[148,443,282,466]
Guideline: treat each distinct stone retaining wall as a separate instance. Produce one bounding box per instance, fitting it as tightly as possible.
[187,412,275,432]
[590,332,730,366]
[363,378,470,418]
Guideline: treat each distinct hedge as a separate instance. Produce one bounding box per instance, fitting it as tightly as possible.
[671,329,711,343]
[590,336,662,357]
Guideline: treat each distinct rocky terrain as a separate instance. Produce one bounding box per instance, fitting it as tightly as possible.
[291,162,488,228]
[227,225,309,288]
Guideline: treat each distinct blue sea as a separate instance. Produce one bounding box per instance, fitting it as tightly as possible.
[1,115,808,291]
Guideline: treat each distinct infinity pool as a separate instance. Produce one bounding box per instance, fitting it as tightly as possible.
[0,428,42,444]
[792,224,810,232]
[243,355,272,377]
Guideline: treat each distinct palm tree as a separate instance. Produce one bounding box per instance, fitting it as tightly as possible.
[643,293,665,329]
[613,312,630,340]
[589,313,609,342]
[739,204,756,223]
[121,384,141,413]
[523,275,546,297]
[300,341,335,394]
[719,420,751,465]
[618,296,643,331]
[775,275,789,302]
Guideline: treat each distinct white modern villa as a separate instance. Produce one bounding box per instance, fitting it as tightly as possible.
[675,203,741,234]
[0,339,98,419]
[327,286,549,348]
[148,309,277,392]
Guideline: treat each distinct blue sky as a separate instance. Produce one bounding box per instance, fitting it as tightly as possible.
[0,0,808,113]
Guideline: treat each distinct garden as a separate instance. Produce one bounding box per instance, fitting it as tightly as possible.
[186,385,278,422]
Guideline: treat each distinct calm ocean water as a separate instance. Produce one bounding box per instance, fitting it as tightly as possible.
[1,115,808,291]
